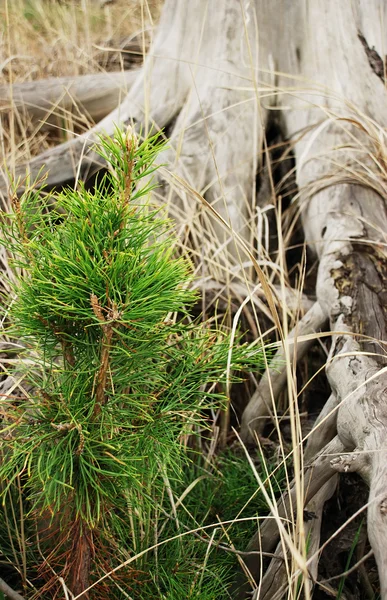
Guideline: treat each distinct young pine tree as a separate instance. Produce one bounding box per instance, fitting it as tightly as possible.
[0,128,264,599]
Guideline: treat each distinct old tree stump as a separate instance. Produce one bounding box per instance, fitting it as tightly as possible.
[1,1,387,598]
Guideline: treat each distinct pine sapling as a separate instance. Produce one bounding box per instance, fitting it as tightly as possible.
[0,128,264,599]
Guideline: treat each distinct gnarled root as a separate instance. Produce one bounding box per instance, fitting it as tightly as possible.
[240,301,327,444]
[243,0,387,595]
[250,477,338,600]
[0,70,139,128]
[3,0,387,596]
[237,435,345,595]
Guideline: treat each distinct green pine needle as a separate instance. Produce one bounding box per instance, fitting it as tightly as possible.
[0,127,267,598]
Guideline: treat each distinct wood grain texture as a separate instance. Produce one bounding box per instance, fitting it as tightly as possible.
[0,70,139,127]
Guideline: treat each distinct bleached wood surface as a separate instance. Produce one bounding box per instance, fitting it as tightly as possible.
[0,70,139,127]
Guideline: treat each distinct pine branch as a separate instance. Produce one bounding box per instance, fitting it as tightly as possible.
[0,127,266,598]
[90,293,116,416]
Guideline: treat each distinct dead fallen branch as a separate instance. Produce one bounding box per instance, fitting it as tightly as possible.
[0,578,25,600]
[0,70,139,128]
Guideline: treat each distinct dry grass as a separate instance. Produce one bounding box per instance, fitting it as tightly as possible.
[1,2,382,599]
[0,0,161,165]
[1,0,161,80]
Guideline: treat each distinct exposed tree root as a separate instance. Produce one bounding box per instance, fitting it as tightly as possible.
[0,0,196,195]
[240,301,327,444]
[303,393,340,463]
[193,279,314,323]
[302,478,338,593]
[237,1,387,596]
[240,436,345,584]
[0,579,25,600]
[252,476,337,599]
[0,70,139,128]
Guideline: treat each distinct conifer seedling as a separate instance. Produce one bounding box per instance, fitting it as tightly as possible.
[0,128,264,598]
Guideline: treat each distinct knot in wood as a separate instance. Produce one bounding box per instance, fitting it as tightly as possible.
[380,498,387,517]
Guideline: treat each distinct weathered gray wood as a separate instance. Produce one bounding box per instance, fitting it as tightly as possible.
[304,392,340,462]
[0,578,25,600]
[280,1,387,596]
[0,70,139,127]
[192,280,314,319]
[236,1,387,596]
[251,477,337,600]
[237,435,345,596]
[161,0,270,254]
[1,0,270,262]
[240,301,327,443]
[0,0,196,196]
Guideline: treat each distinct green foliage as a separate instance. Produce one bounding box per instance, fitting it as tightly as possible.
[138,450,286,599]
[0,127,266,597]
